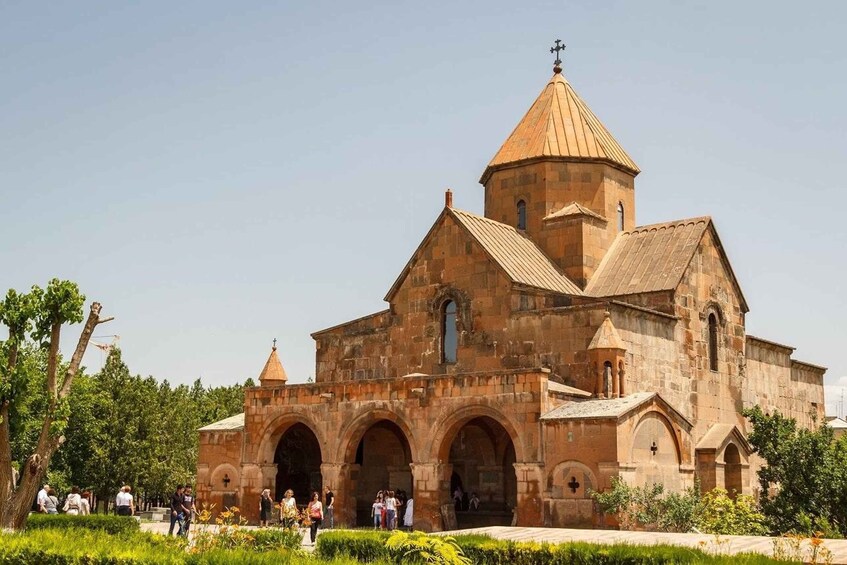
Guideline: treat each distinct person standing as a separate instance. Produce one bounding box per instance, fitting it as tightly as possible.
[307,491,323,545]
[404,498,414,531]
[63,486,83,515]
[396,490,406,528]
[37,484,50,513]
[179,486,194,537]
[384,490,397,530]
[371,495,383,529]
[280,489,297,529]
[44,488,59,514]
[168,485,184,535]
[116,485,134,516]
[259,488,272,527]
[80,491,92,516]
[323,486,334,529]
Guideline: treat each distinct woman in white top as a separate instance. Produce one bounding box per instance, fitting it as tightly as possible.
[63,486,82,515]
[307,491,323,545]
[280,489,297,529]
[79,491,92,516]
[384,490,397,530]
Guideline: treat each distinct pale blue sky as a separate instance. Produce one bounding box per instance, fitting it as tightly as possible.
[2,2,845,412]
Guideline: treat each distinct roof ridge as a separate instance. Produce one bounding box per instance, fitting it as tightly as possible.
[628,216,712,234]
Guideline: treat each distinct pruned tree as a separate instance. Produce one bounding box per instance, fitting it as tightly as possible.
[0,279,110,531]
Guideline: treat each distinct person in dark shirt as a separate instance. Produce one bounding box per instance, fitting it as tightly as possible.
[324,486,335,529]
[179,486,195,537]
[168,485,184,536]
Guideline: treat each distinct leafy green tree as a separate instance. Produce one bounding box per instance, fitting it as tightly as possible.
[0,280,109,530]
[745,405,847,536]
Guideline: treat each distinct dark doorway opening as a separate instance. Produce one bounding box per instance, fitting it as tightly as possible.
[352,420,413,526]
[274,423,322,507]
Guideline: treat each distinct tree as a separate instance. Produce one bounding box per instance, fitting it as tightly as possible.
[0,280,109,530]
[745,406,847,536]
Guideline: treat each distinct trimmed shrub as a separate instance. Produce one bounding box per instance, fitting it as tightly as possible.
[317,530,391,560]
[25,513,141,535]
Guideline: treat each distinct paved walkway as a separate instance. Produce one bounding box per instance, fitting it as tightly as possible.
[445,526,847,563]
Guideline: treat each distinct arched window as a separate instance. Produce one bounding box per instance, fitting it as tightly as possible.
[442,300,458,364]
[517,200,527,231]
[708,313,718,372]
[617,202,625,231]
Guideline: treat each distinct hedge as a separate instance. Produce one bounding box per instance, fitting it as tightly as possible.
[315,530,794,564]
[26,513,141,535]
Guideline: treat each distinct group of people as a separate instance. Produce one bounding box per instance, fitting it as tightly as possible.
[371,489,412,530]
[36,484,92,515]
[167,484,196,536]
[453,486,480,512]
[266,485,334,545]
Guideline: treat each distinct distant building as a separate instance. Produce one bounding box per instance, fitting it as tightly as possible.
[197,54,825,530]
[826,417,847,440]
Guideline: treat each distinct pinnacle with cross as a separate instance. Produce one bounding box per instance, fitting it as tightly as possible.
[550,39,565,73]
[272,338,277,351]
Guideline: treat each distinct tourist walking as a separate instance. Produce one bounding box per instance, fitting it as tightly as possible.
[307,491,323,545]
[63,486,83,515]
[371,495,384,529]
[179,485,195,536]
[37,484,49,513]
[259,488,272,527]
[116,485,134,516]
[280,489,297,529]
[168,485,184,535]
[324,485,334,529]
[79,490,92,516]
[384,490,397,530]
[44,488,59,514]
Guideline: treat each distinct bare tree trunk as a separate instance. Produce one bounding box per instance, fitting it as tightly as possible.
[0,302,106,531]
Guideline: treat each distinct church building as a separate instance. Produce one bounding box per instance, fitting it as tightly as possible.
[197,50,825,530]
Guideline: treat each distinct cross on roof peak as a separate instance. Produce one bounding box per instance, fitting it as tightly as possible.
[272,338,277,351]
[550,39,566,74]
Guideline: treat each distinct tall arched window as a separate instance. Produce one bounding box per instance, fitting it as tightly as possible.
[708,313,718,372]
[517,200,527,231]
[442,300,458,364]
[617,202,625,231]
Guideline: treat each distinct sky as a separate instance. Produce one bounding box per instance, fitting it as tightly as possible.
[1,1,845,412]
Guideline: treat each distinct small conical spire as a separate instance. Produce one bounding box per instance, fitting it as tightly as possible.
[588,311,626,350]
[259,339,288,385]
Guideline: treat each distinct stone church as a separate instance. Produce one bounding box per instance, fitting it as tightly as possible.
[197,55,825,531]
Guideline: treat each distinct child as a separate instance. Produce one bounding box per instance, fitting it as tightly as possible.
[371,495,384,529]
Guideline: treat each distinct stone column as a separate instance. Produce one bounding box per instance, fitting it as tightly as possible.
[513,462,544,526]
[260,464,278,494]
[410,462,452,532]
[239,463,263,524]
[321,462,358,528]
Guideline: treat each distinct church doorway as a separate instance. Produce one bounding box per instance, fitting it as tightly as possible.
[447,416,516,527]
[351,420,413,526]
[274,423,322,507]
[724,443,742,498]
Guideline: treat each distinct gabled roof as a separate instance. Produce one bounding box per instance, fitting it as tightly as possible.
[385,207,583,301]
[544,202,607,223]
[258,347,287,384]
[585,217,749,312]
[540,391,693,429]
[198,412,244,432]
[481,71,639,184]
[695,423,752,456]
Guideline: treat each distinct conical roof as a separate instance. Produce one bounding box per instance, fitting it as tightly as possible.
[258,346,287,384]
[481,71,639,183]
[588,311,626,351]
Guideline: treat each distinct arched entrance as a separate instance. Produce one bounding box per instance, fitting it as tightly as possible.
[724,443,742,498]
[447,416,516,527]
[274,423,322,505]
[351,420,413,526]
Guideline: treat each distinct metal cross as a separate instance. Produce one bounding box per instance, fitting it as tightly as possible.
[650,441,658,456]
[272,338,277,350]
[550,39,566,67]
[567,476,580,493]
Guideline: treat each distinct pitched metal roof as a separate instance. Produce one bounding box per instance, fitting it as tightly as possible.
[450,208,583,295]
[482,71,639,183]
[198,412,244,432]
[585,217,711,298]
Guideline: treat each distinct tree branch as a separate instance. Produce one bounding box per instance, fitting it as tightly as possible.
[46,323,61,400]
[58,303,104,399]
[0,341,19,507]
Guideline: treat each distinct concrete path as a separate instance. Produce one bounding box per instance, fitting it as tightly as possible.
[445,526,847,563]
